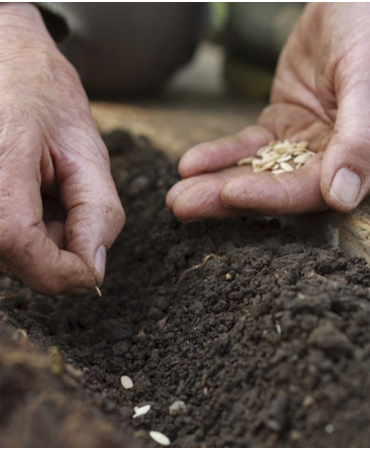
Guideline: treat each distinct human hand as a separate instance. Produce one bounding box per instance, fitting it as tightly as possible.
[167,3,370,221]
[0,3,125,294]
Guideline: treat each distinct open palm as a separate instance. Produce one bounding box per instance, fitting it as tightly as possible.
[167,3,370,221]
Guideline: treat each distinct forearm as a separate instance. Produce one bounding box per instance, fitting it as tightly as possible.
[0,3,68,48]
[0,3,54,46]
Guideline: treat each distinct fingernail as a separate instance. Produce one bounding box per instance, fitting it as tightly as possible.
[330,167,361,206]
[94,245,107,283]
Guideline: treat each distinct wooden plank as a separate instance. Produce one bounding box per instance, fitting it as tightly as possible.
[295,200,370,263]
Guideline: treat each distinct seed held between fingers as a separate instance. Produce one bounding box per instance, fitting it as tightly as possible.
[95,285,102,297]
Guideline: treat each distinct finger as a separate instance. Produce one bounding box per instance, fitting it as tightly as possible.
[222,155,326,215]
[321,82,370,212]
[0,132,95,294]
[54,128,125,286]
[171,156,326,221]
[172,176,250,222]
[167,173,219,210]
[168,164,259,213]
[3,224,96,294]
[178,125,274,178]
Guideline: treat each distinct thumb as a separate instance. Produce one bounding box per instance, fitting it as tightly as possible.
[321,79,370,212]
[55,131,125,286]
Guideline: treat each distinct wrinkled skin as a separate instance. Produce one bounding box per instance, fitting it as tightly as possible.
[167,3,370,221]
[0,3,125,294]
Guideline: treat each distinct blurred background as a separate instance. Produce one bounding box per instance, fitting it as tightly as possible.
[61,2,304,99]
[59,3,305,156]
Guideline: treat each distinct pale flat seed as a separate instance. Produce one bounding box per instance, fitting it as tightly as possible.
[133,404,151,418]
[259,160,276,171]
[252,159,264,170]
[273,143,292,152]
[280,162,294,172]
[296,141,308,149]
[277,155,292,163]
[149,431,171,446]
[257,145,272,156]
[272,169,285,175]
[294,153,312,164]
[237,140,313,172]
[95,286,102,298]
[120,375,133,389]
[292,150,305,156]
[262,153,281,163]
[237,156,254,166]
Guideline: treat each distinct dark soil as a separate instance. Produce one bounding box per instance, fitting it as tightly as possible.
[1,130,370,447]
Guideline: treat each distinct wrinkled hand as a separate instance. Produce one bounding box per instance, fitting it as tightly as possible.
[0,3,124,294]
[167,3,370,221]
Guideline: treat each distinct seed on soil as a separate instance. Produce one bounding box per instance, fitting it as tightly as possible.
[65,363,83,379]
[225,273,233,281]
[120,375,133,389]
[237,140,314,175]
[157,316,168,330]
[289,430,302,441]
[169,400,187,416]
[149,431,170,446]
[20,329,27,338]
[132,404,151,418]
[325,424,334,434]
[95,286,102,297]
[302,396,314,408]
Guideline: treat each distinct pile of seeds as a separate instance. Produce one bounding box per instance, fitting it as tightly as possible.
[237,140,315,174]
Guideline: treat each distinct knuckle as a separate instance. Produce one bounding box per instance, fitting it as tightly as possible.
[0,224,27,263]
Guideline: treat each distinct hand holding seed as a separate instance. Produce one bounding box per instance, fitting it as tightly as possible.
[167,3,370,221]
[0,3,125,294]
